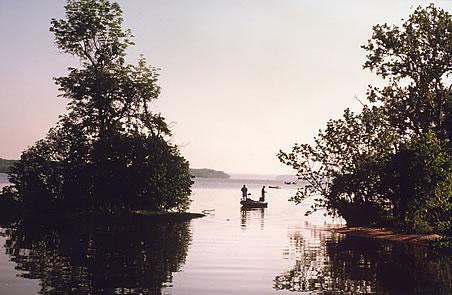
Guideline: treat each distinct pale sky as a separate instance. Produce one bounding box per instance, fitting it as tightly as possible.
[0,0,451,174]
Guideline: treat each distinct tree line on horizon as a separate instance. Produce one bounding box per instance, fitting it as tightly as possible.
[279,4,451,236]
[0,158,17,174]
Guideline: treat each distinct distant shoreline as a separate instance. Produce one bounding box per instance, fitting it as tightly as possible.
[190,168,229,179]
[0,159,17,174]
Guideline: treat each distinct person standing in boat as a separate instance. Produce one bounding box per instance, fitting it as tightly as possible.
[260,186,266,202]
[241,185,248,201]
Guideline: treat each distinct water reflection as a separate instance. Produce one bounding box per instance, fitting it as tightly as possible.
[240,208,265,230]
[1,217,192,294]
[274,228,452,294]
[1,179,451,294]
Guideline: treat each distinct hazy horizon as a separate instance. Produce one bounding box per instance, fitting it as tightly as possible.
[1,0,451,174]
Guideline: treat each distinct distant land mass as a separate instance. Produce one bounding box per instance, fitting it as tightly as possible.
[0,158,17,173]
[190,168,230,179]
[0,159,230,180]
[275,174,298,182]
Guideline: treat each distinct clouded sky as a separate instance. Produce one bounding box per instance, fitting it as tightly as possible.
[1,0,451,174]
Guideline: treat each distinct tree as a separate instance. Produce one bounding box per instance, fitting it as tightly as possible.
[278,106,397,225]
[279,5,451,230]
[361,4,452,231]
[3,0,192,215]
[362,4,452,141]
[381,132,451,232]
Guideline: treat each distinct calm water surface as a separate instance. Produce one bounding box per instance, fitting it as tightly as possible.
[0,176,451,294]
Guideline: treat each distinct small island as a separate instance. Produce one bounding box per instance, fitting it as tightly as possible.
[0,0,196,220]
[190,168,230,179]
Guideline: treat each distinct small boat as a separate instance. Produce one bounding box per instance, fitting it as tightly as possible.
[268,185,281,189]
[240,198,268,208]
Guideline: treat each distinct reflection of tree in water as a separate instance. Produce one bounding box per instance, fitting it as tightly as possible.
[3,217,192,294]
[274,228,452,294]
[240,208,265,230]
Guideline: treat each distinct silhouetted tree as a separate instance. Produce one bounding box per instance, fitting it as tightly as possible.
[362,4,452,140]
[279,5,451,231]
[279,106,398,225]
[3,0,192,215]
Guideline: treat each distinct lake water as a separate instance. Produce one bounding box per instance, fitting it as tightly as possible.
[0,175,451,294]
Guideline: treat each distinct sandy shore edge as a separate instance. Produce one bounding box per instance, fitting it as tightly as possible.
[331,227,442,246]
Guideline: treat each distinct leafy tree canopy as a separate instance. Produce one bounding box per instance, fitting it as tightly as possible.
[363,4,452,139]
[279,4,451,232]
[1,0,192,216]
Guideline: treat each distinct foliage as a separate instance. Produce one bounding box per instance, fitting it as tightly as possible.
[382,132,451,232]
[362,4,452,140]
[279,4,451,231]
[3,0,192,216]
[279,106,397,225]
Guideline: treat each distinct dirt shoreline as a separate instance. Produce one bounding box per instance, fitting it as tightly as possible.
[332,227,442,246]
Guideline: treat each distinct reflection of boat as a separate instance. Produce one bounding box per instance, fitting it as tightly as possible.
[240,207,265,230]
[240,198,268,208]
[269,185,281,189]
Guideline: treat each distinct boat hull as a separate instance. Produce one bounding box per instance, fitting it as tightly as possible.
[240,199,268,208]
